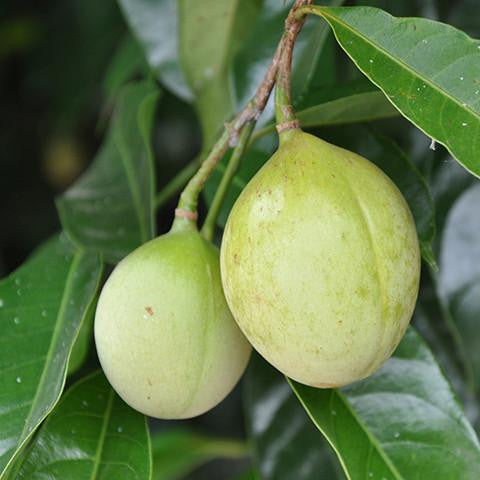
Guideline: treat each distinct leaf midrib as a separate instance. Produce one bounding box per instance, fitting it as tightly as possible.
[89,389,114,480]
[0,250,85,479]
[114,117,148,243]
[320,7,480,121]
[288,379,405,480]
[17,250,84,442]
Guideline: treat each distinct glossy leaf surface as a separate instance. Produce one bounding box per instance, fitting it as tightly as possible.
[0,235,102,477]
[314,6,480,177]
[16,371,151,480]
[290,328,480,480]
[67,293,98,376]
[118,0,192,100]
[56,81,160,263]
[244,355,343,480]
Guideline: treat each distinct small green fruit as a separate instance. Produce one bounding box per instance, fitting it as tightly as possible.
[220,130,420,388]
[95,228,251,419]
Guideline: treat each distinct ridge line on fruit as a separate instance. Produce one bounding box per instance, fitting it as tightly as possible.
[94,0,314,420]
[219,0,421,389]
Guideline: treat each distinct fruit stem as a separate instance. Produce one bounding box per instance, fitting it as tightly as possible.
[172,129,230,231]
[201,121,255,241]
[154,157,201,210]
[274,0,311,144]
[173,0,312,229]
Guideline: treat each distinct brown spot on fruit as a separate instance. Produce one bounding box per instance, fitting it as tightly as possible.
[145,306,154,316]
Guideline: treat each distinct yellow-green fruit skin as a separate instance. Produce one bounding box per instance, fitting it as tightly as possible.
[220,130,420,388]
[94,229,251,419]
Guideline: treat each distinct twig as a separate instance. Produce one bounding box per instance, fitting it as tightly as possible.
[201,121,255,241]
[275,0,311,133]
[154,157,200,209]
[173,0,312,229]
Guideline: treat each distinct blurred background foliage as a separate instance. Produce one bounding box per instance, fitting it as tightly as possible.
[0,0,478,478]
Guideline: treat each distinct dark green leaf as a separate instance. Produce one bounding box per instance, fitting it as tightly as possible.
[231,467,260,480]
[233,0,344,114]
[252,88,400,142]
[178,0,259,146]
[244,354,343,480]
[103,34,149,103]
[31,0,123,131]
[430,156,476,235]
[56,81,160,263]
[439,184,480,390]
[152,428,247,480]
[314,6,480,177]
[67,292,99,376]
[0,234,103,477]
[298,91,399,128]
[289,328,480,480]
[117,0,192,100]
[16,371,151,480]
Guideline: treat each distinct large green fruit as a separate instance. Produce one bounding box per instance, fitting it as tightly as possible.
[220,130,420,388]
[95,227,251,419]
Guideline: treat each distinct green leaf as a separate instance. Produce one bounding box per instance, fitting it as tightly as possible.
[289,328,480,480]
[32,0,123,131]
[203,149,270,229]
[67,292,99,376]
[103,34,149,103]
[233,0,344,114]
[178,0,259,146]
[430,156,476,235]
[16,371,151,480]
[231,468,260,480]
[117,0,192,101]
[56,81,160,263]
[313,6,480,177]
[439,184,480,390]
[252,86,400,141]
[152,428,247,480]
[0,234,103,477]
[297,91,399,128]
[244,354,343,480]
